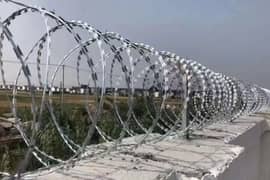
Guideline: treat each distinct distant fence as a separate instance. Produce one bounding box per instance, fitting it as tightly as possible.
[0,0,270,179]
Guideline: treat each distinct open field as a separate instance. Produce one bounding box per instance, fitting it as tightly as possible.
[0,89,182,173]
[0,90,182,114]
[0,90,95,114]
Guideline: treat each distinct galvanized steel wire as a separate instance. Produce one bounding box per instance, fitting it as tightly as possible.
[0,0,270,179]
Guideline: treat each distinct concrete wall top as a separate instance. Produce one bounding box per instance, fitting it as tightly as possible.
[22,113,270,180]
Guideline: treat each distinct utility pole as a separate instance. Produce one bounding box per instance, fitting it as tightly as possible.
[61,65,65,114]
[182,73,190,139]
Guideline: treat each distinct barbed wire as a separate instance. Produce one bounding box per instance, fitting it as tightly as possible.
[0,0,269,179]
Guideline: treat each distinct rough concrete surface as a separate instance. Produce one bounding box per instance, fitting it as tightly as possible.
[23,113,270,180]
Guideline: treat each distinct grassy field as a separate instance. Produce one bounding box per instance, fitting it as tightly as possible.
[0,90,182,114]
[0,90,95,115]
[0,89,183,174]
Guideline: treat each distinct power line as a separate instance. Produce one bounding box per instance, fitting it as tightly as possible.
[0,59,145,78]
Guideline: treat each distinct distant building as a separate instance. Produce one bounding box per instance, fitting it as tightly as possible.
[134,88,144,96]
[105,87,114,95]
[118,88,128,96]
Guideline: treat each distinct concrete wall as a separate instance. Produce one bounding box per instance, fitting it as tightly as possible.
[218,119,270,180]
[23,114,270,180]
[259,131,270,180]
